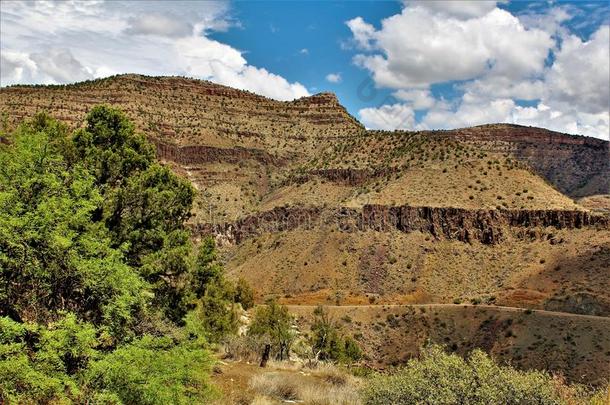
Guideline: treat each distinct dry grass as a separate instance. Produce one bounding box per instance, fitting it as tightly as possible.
[248,363,362,405]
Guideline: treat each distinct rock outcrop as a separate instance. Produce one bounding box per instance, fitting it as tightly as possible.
[194,205,608,245]
[284,167,401,186]
[153,138,285,166]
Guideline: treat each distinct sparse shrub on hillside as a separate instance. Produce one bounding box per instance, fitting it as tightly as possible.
[362,345,600,405]
[249,300,296,361]
[310,306,362,363]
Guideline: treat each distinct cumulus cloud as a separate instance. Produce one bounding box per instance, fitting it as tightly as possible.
[360,103,415,130]
[125,13,193,37]
[350,2,609,139]
[0,51,39,84]
[345,17,376,50]
[1,48,92,84]
[393,89,435,110]
[325,73,342,83]
[0,0,309,101]
[406,0,500,19]
[545,26,610,115]
[30,48,93,83]
[348,7,552,88]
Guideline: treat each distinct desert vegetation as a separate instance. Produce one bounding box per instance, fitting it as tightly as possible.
[0,107,251,403]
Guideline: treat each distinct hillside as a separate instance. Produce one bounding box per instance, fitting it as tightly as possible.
[1,74,609,383]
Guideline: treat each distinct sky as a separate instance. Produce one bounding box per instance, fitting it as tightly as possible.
[1,0,609,139]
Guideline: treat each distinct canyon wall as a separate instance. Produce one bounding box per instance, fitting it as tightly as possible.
[194,205,608,245]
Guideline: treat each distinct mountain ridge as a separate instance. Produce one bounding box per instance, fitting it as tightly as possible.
[1,74,607,198]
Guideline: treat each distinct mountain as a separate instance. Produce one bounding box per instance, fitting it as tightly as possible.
[1,74,609,383]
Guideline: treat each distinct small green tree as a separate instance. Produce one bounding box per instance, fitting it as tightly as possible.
[192,236,224,299]
[248,300,295,360]
[310,306,361,363]
[186,281,239,344]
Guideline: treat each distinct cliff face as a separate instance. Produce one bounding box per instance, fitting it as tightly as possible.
[284,167,401,186]
[153,138,286,166]
[194,205,608,245]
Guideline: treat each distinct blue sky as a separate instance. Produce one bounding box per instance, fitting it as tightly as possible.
[1,1,609,139]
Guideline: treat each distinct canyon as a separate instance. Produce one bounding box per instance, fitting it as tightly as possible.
[1,74,608,383]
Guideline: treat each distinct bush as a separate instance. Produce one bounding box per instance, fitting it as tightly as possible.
[234,277,255,310]
[249,300,295,360]
[84,336,216,404]
[310,306,362,363]
[362,345,597,405]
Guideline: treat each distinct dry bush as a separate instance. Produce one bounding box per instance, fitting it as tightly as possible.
[249,395,276,405]
[223,335,265,363]
[248,363,362,405]
[298,383,361,405]
[249,373,299,401]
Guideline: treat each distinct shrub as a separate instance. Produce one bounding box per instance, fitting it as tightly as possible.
[310,306,362,363]
[84,336,216,404]
[362,345,593,405]
[234,277,255,310]
[249,300,295,360]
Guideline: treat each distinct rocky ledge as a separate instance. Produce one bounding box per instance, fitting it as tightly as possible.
[193,205,608,245]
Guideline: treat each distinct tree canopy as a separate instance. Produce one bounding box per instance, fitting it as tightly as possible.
[0,106,249,403]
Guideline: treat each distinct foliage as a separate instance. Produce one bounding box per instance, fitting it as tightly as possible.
[72,105,155,187]
[72,105,195,322]
[0,315,84,403]
[310,306,362,363]
[0,107,249,403]
[234,277,255,310]
[191,236,224,299]
[0,113,146,335]
[361,345,598,405]
[249,300,295,360]
[84,336,216,405]
[185,282,239,344]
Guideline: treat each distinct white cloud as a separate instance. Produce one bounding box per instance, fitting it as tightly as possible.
[345,17,376,50]
[0,0,309,101]
[30,48,93,83]
[406,0,500,19]
[359,103,415,130]
[299,48,309,55]
[545,26,610,115]
[348,7,553,88]
[325,73,342,83]
[393,89,435,110]
[125,13,193,37]
[0,51,39,84]
[1,48,92,84]
[347,2,609,139]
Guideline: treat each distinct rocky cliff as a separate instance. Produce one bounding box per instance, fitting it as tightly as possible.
[194,204,608,245]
